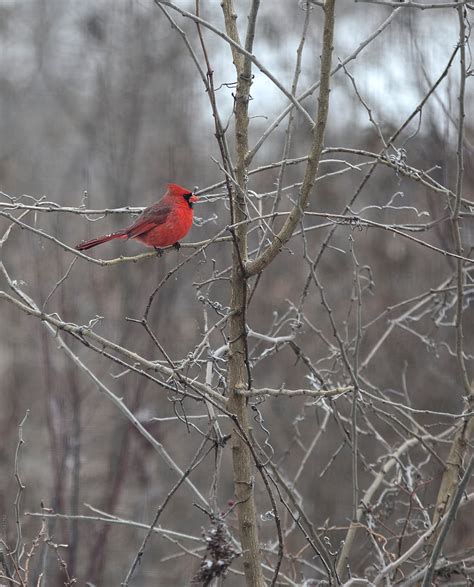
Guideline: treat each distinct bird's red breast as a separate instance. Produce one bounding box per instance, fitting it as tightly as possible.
[129,184,197,248]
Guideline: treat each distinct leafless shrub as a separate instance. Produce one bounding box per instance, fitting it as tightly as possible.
[0,1,473,585]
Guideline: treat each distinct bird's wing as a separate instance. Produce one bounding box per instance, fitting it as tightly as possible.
[126,204,172,238]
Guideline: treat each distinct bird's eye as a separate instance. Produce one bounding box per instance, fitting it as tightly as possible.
[184,193,193,199]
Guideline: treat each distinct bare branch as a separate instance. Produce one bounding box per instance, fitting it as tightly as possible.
[246,0,337,276]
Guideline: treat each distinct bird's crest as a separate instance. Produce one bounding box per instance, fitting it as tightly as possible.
[167,183,191,196]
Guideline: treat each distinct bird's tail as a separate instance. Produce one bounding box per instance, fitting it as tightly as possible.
[76,230,127,251]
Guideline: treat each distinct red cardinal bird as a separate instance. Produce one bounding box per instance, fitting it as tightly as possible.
[76,183,198,253]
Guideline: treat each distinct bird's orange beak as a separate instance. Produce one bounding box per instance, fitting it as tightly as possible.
[190,194,199,203]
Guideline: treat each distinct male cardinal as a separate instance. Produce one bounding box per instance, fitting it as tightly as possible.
[76,183,198,253]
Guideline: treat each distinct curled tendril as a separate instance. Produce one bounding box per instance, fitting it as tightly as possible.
[388,147,408,175]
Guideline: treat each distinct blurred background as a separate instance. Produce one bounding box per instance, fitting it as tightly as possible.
[1,1,473,584]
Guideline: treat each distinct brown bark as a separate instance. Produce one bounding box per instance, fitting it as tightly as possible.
[427,398,474,551]
[221,1,336,583]
[221,1,266,584]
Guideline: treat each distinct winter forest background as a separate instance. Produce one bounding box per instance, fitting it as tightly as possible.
[1,1,473,585]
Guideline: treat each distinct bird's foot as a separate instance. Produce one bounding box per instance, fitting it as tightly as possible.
[154,247,164,257]
[173,242,181,251]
